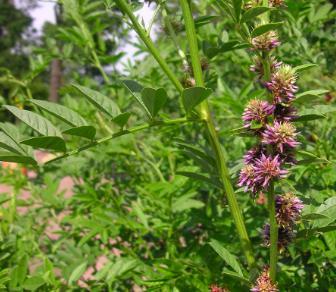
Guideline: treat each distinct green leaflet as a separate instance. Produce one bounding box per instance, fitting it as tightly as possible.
[3,105,63,137]
[141,87,168,118]
[251,22,283,38]
[182,87,212,112]
[72,84,121,118]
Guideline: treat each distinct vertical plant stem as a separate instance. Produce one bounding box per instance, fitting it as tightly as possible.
[268,183,278,281]
[115,0,184,93]
[115,0,255,268]
[179,0,255,268]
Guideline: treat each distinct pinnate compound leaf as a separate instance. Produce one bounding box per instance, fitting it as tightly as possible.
[141,87,168,118]
[63,126,96,140]
[3,105,62,137]
[209,239,244,276]
[241,7,270,23]
[72,84,120,118]
[251,22,283,37]
[182,87,212,112]
[30,99,88,127]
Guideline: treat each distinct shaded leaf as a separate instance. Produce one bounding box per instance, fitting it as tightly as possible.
[68,261,87,285]
[182,87,212,112]
[251,22,283,37]
[63,126,96,139]
[21,136,66,152]
[177,171,221,189]
[23,276,45,291]
[241,7,270,23]
[0,151,37,165]
[112,112,131,128]
[141,88,168,118]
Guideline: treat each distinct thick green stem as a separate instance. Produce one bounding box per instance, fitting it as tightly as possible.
[115,0,184,93]
[179,0,255,268]
[268,184,278,281]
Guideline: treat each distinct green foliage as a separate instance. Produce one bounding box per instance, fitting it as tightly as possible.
[0,0,335,291]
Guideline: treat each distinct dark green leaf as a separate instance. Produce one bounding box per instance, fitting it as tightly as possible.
[112,112,131,128]
[21,136,66,152]
[241,7,270,23]
[182,87,212,112]
[302,213,330,220]
[30,99,88,127]
[3,105,63,137]
[63,126,96,139]
[0,151,37,165]
[232,0,242,22]
[251,22,283,37]
[72,84,121,118]
[141,88,168,118]
[122,80,150,117]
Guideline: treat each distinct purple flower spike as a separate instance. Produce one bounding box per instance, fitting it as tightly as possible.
[263,223,294,251]
[242,99,275,128]
[252,30,281,51]
[253,154,288,188]
[251,266,278,292]
[266,65,298,104]
[243,146,265,164]
[276,193,304,227]
[238,164,258,193]
[262,121,300,153]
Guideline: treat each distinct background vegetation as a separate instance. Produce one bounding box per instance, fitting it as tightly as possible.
[0,0,335,291]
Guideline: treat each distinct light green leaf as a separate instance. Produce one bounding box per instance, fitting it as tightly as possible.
[172,198,205,212]
[63,126,96,140]
[294,89,328,103]
[296,105,336,122]
[72,84,120,118]
[0,132,24,155]
[141,88,168,118]
[251,22,283,38]
[23,276,45,291]
[21,136,66,152]
[294,64,317,72]
[182,87,212,112]
[209,239,244,276]
[68,261,87,285]
[241,7,270,23]
[30,99,88,127]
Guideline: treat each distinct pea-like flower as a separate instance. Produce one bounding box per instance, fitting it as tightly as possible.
[263,223,294,251]
[262,121,299,153]
[251,266,278,292]
[276,193,304,227]
[266,65,298,104]
[253,154,288,188]
[242,99,275,128]
[252,31,281,51]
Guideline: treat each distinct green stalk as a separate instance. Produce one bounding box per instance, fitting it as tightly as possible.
[178,0,255,269]
[45,117,192,164]
[115,0,183,93]
[268,183,278,281]
[115,0,255,268]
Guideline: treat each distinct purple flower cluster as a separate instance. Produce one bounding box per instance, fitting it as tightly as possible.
[239,2,305,258]
[251,266,278,292]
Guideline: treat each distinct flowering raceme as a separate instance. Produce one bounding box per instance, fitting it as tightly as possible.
[251,266,278,292]
[242,99,274,128]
